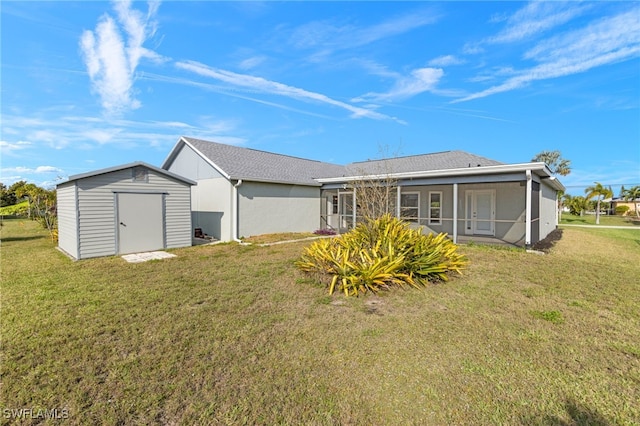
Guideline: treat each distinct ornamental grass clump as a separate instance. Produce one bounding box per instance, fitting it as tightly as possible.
[295,214,467,296]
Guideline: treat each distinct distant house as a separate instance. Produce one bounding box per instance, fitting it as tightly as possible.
[163,137,564,247]
[57,162,195,260]
[605,197,640,215]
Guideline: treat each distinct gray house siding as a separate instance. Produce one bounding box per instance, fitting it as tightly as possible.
[539,181,558,240]
[238,182,320,237]
[57,182,79,259]
[164,143,232,241]
[58,164,193,260]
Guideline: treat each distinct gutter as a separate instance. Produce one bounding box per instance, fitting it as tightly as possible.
[315,162,554,183]
[232,179,243,242]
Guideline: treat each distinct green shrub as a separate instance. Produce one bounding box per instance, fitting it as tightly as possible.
[295,214,468,296]
[0,200,29,217]
[615,205,630,215]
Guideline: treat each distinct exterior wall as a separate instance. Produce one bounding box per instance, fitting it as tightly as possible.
[403,184,454,235]
[74,168,191,259]
[539,181,558,241]
[57,182,79,259]
[165,143,232,241]
[459,181,526,245]
[238,182,321,237]
[190,177,232,241]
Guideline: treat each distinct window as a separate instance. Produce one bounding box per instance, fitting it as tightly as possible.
[429,191,442,225]
[132,167,148,182]
[400,192,420,222]
[332,195,338,214]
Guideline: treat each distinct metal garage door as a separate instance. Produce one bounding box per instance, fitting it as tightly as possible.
[117,193,164,254]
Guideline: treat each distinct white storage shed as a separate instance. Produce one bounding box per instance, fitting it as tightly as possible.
[57,162,196,260]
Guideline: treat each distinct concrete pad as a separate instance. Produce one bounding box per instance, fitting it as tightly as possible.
[122,251,177,263]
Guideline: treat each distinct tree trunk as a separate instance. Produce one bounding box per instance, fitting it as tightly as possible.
[595,199,601,225]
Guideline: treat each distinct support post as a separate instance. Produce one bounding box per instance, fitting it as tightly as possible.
[525,170,532,248]
[396,185,402,219]
[453,183,458,244]
[352,187,357,229]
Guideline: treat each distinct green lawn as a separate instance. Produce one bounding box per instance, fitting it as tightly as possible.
[560,213,640,226]
[2,219,639,425]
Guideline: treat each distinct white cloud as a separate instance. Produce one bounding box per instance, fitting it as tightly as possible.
[487,2,590,44]
[238,55,267,70]
[353,67,445,102]
[35,166,63,173]
[0,140,32,155]
[80,1,165,115]
[175,60,401,122]
[289,8,438,52]
[455,9,640,103]
[428,55,464,67]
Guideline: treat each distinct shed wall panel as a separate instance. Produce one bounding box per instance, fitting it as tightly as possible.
[57,182,79,259]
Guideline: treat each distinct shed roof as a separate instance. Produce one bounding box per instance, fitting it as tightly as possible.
[58,161,196,187]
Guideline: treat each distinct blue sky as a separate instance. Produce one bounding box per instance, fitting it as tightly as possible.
[1,1,639,196]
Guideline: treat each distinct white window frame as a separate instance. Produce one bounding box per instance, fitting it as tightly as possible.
[400,192,420,222]
[428,191,443,225]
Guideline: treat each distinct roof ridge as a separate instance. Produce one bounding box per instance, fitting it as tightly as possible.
[183,136,342,166]
[348,150,462,165]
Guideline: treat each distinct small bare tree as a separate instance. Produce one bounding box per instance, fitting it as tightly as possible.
[351,145,402,223]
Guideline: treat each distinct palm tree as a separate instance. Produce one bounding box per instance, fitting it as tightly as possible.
[623,185,640,218]
[584,182,613,225]
[532,150,571,176]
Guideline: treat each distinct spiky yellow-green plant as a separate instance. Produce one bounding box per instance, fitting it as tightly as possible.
[296,215,467,296]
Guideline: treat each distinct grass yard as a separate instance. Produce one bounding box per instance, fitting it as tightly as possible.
[560,213,640,226]
[2,219,639,425]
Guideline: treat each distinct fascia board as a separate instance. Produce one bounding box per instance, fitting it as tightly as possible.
[316,162,551,183]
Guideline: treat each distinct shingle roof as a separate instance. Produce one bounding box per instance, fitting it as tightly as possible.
[182,137,347,186]
[345,151,503,175]
[177,137,504,186]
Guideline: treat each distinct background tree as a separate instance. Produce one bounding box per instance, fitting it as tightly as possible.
[563,194,588,216]
[619,185,626,198]
[532,150,571,221]
[0,183,17,207]
[585,182,613,225]
[623,185,640,218]
[531,150,571,176]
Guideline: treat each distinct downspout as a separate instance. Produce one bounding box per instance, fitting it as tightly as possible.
[525,170,532,248]
[233,179,243,242]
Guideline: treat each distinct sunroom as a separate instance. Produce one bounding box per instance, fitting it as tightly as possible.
[317,163,564,248]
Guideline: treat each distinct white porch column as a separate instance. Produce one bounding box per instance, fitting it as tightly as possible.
[525,170,532,248]
[396,185,402,219]
[352,187,357,229]
[452,183,458,244]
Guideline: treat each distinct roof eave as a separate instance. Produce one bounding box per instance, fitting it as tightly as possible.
[57,161,197,186]
[316,162,564,190]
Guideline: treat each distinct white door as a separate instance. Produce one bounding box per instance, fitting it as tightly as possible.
[465,190,495,236]
[117,193,164,254]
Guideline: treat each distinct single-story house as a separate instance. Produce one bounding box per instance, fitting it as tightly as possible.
[163,136,565,247]
[57,162,195,260]
[603,197,640,215]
